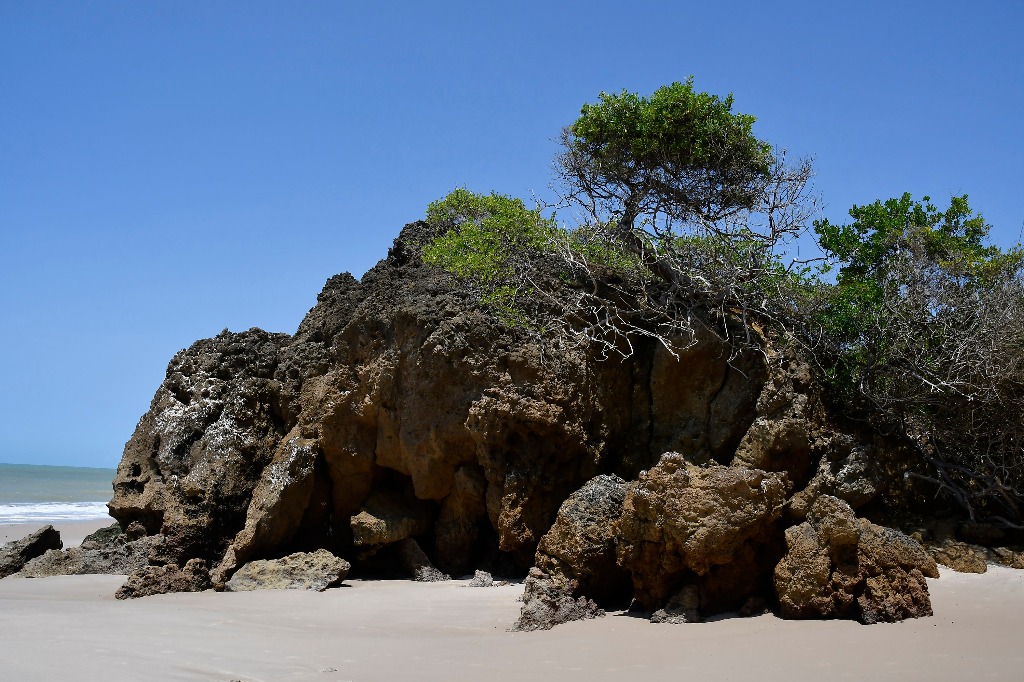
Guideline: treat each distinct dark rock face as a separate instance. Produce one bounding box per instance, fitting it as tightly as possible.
[532,474,630,605]
[108,327,292,569]
[0,526,62,578]
[774,496,939,623]
[616,454,790,613]
[393,538,449,582]
[224,550,350,591]
[19,523,152,578]
[512,567,604,632]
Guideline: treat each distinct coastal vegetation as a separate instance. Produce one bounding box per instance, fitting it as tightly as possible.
[422,80,1024,529]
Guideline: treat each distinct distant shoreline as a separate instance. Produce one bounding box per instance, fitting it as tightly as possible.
[0,462,117,471]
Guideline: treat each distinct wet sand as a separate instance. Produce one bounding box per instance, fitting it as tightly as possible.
[2,521,1022,681]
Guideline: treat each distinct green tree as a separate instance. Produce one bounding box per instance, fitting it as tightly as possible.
[555,79,816,352]
[814,194,1024,526]
[558,78,773,227]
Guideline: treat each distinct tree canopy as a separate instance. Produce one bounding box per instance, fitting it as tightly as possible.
[420,82,1024,525]
[557,78,774,228]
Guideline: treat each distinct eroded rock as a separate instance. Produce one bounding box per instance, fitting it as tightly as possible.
[224,549,350,591]
[532,474,630,605]
[115,558,212,599]
[511,568,603,632]
[20,523,152,578]
[0,525,62,578]
[774,495,938,623]
[616,454,790,612]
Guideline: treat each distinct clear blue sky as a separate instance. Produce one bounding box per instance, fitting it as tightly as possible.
[2,1,1021,468]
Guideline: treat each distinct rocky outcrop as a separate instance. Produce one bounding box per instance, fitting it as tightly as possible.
[19,523,152,578]
[108,327,292,570]
[616,454,790,614]
[0,526,62,578]
[224,550,350,591]
[774,496,939,623]
[107,222,772,596]
[103,219,941,627]
[511,567,604,632]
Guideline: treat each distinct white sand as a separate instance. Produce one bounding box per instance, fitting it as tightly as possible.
[0,561,1022,682]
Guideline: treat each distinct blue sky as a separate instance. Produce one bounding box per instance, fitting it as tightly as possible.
[2,1,1021,468]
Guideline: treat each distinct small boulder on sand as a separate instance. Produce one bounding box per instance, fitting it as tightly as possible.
[225,550,351,592]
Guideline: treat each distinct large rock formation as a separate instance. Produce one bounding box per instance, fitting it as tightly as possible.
[99,220,942,627]
[107,222,769,595]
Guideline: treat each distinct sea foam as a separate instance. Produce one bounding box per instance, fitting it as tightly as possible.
[0,502,111,524]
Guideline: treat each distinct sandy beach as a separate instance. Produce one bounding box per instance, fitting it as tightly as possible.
[0,521,1021,682]
[1,518,114,548]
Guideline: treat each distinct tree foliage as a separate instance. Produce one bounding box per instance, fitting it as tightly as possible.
[421,188,560,325]
[555,79,816,355]
[558,78,773,225]
[813,194,1024,526]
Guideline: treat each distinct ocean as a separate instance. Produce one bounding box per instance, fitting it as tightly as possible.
[0,463,116,524]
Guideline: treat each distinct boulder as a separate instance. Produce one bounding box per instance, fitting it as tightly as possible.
[468,569,493,587]
[650,584,701,624]
[532,474,631,605]
[616,454,790,612]
[224,550,350,591]
[774,495,939,623]
[928,539,989,574]
[511,568,604,632]
[115,559,212,599]
[20,523,151,578]
[988,547,1024,569]
[0,525,62,578]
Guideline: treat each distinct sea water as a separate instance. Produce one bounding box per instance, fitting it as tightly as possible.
[0,463,115,523]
